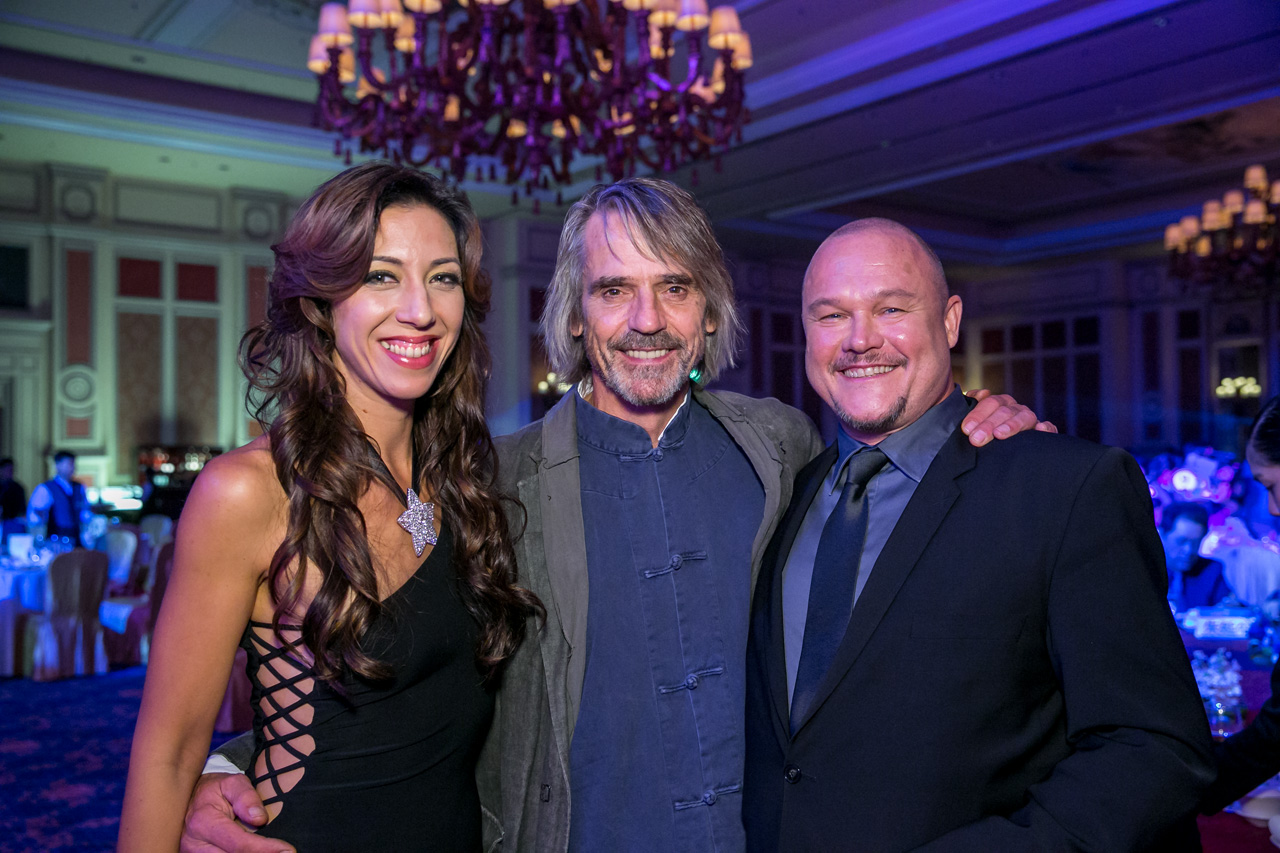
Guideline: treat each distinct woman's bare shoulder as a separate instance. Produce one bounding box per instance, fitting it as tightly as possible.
[183,437,284,530]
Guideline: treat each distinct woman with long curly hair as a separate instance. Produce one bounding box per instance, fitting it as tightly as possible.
[120,163,539,852]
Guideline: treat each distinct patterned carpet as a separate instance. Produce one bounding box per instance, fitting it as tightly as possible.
[0,667,238,853]
[0,669,1272,852]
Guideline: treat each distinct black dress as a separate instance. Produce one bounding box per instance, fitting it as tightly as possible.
[240,524,492,851]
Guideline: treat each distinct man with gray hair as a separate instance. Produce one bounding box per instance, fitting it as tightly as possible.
[178,179,1043,853]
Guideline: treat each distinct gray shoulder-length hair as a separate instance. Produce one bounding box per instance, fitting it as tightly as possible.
[540,177,742,385]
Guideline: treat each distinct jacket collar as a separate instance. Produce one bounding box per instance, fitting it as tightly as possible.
[540,391,581,469]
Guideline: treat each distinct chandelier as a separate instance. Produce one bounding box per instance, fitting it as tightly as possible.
[1164,163,1280,293]
[307,0,753,197]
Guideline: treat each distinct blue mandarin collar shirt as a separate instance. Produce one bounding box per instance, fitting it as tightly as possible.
[569,389,764,853]
[782,387,970,700]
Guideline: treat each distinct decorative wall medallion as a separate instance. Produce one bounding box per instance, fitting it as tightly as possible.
[243,205,273,240]
[60,368,95,403]
[61,184,95,221]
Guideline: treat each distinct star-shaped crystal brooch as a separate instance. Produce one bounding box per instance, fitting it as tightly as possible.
[398,488,438,557]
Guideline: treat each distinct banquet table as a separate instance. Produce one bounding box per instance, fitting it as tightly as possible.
[1185,632,1279,851]
[0,556,48,611]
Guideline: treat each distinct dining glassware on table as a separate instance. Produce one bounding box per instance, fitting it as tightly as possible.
[1207,698,1245,738]
[1192,648,1246,739]
[1249,614,1279,667]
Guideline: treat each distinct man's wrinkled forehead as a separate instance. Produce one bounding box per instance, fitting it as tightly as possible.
[586,210,694,280]
[590,210,647,258]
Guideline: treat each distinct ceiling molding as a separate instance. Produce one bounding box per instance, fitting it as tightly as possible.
[767,84,1280,220]
[745,0,1180,141]
[136,0,239,48]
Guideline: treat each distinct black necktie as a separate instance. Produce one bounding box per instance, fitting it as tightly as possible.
[790,448,889,733]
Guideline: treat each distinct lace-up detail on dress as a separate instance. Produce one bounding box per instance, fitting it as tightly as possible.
[242,623,316,820]
[234,524,495,851]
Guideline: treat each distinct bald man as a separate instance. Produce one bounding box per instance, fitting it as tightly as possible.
[743,219,1215,852]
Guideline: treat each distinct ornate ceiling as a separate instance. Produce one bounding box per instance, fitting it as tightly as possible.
[1,0,1278,263]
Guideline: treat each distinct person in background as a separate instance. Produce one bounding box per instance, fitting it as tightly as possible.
[26,450,91,545]
[1162,500,1233,611]
[1203,395,1280,816]
[0,457,26,538]
[1231,461,1280,540]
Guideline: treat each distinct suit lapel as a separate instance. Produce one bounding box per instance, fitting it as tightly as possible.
[763,445,837,740]
[791,427,976,735]
[534,394,590,738]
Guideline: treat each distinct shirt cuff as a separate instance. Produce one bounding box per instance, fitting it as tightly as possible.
[203,755,244,776]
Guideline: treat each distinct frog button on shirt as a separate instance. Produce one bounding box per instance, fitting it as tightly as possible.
[569,390,765,853]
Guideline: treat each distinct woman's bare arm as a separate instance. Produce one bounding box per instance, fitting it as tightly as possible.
[119,445,282,852]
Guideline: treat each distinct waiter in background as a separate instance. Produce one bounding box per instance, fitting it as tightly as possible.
[27,450,91,545]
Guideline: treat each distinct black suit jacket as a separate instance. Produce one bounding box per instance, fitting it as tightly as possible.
[744,426,1215,852]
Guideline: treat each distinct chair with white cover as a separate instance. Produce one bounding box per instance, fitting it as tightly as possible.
[138,512,172,545]
[148,540,175,639]
[135,514,174,578]
[103,540,175,666]
[138,514,173,547]
[104,526,139,592]
[22,549,110,680]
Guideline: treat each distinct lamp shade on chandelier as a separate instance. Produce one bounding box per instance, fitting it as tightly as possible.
[1165,164,1280,292]
[308,0,753,193]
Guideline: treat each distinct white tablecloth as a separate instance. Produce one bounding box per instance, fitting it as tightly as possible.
[0,559,47,611]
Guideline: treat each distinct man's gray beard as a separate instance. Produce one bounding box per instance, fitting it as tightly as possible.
[598,348,697,407]
[833,393,909,437]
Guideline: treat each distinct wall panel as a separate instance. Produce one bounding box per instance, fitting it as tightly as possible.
[174,316,220,446]
[116,313,163,477]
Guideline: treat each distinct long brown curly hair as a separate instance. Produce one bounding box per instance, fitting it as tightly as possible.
[240,162,539,685]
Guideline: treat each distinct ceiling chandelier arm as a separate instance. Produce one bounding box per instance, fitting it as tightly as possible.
[628,9,653,82]
[314,51,352,128]
[645,69,674,95]
[604,6,628,89]
[351,28,395,95]
[316,52,384,141]
[345,95,387,142]
[435,8,455,80]
[549,6,573,73]
[475,4,501,66]
[671,29,707,96]
[382,27,402,84]
[574,0,612,77]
